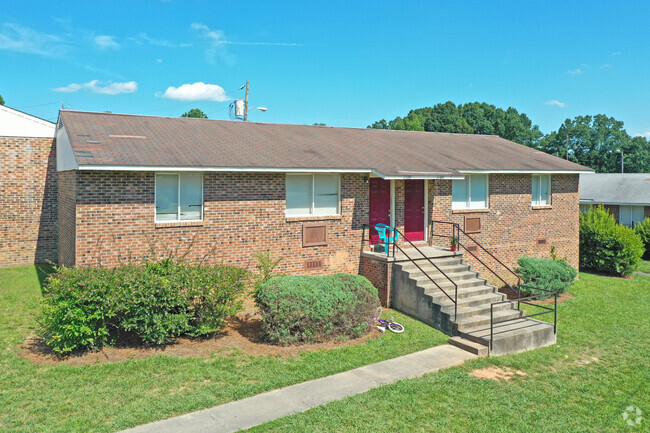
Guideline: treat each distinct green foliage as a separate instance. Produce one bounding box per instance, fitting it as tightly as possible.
[539,114,650,173]
[0,94,4,105]
[579,205,644,275]
[252,251,283,297]
[255,274,380,344]
[40,259,247,354]
[515,256,577,296]
[368,101,543,147]
[634,217,650,259]
[181,108,208,118]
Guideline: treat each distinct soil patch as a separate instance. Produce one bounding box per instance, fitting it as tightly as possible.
[470,366,527,381]
[19,300,382,366]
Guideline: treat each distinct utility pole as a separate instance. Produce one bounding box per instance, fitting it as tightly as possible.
[620,150,624,173]
[243,80,250,122]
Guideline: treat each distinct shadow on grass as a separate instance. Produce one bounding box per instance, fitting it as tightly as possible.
[34,264,56,296]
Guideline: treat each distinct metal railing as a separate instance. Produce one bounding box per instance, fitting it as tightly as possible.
[362,223,460,320]
[490,288,557,350]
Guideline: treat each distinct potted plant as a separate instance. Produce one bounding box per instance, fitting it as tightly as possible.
[449,236,459,251]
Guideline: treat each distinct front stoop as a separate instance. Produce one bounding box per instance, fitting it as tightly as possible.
[390,247,557,356]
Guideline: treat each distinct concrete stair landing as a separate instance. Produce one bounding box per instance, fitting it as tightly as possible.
[391,247,556,356]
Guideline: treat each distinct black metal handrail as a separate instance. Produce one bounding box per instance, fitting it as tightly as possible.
[362,223,459,320]
[429,220,521,298]
[489,291,557,350]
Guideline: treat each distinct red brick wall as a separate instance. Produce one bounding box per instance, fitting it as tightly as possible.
[428,174,580,286]
[604,205,620,223]
[57,171,76,267]
[68,171,369,274]
[0,136,57,267]
[360,254,393,306]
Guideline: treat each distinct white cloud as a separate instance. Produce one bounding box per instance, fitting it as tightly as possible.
[545,100,566,108]
[600,63,613,69]
[156,58,163,63]
[568,68,582,75]
[634,132,650,138]
[160,82,230,101]
[134,33,192,48]
[52,80,138,95]
[94,35,119,50]
[613,51,621,56]
[0,22,69,57]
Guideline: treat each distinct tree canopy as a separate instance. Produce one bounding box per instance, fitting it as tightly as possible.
[0,94,4,105]
[368,101,544,147]
[181,108,208,119]
[539,114,650,173]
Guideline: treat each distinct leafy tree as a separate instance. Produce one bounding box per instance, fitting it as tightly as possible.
[181,108,208,119]
[368,101,543,147]
[0,94,4,105]
[539,114,650,173]
[312,122,327,126]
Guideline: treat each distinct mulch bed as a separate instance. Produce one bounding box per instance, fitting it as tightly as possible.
[19,300,382,366]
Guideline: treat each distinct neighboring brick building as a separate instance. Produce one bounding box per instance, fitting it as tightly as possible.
[580,173,650,226]
[0,105,57,267]
[52,110,592,303]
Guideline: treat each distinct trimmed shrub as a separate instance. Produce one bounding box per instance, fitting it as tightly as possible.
[255,274,380,344]
[579,205,644,276]
[40,258,247,354]
[515,256,577,296]
[635,217,650,259]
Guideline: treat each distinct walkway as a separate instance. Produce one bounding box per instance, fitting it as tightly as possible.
[121,344,477,433]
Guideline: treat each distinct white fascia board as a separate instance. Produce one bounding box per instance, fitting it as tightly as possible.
[380,175,464,180]
[77,165,374,174]
[459,169,594,174]
[56,125,79,171]
[579,200,649,206]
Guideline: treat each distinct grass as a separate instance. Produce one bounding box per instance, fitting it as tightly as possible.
[636,259,650,274]
[0,265,447,433]
[249,272,650,432]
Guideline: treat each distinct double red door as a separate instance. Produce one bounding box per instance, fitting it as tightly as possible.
[369,179,425,243]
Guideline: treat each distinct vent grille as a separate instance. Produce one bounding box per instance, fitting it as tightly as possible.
[467,245,478,252]
[536,238,548,246]
[305,259,323,270]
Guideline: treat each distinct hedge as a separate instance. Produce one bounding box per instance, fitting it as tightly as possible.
[579,205,644,276]
[255,274,380,344]
[635,217,650,259]
[515,256,577,296]
[40,258,248,354]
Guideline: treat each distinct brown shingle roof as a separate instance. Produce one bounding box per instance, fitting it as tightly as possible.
[59,111,593,177]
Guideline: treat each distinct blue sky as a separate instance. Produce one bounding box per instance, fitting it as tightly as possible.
[1,1,649,137]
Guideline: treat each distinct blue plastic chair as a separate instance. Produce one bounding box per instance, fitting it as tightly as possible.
[374,223,399,254]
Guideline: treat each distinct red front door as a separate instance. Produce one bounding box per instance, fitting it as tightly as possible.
[404,180,425,241]
[369,178,390,244]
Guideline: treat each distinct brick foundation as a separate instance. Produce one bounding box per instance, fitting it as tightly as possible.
[0,136,57,266]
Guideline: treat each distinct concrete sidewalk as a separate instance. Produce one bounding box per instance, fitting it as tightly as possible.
[121,344,476,433]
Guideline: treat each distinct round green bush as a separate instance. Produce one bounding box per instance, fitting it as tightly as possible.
[40,259,248,354]
[515,256,577,296]
[579,205,644,276]
[635,217,650,259]
[255,274,380,344]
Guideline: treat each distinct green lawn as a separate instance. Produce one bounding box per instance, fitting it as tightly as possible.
[249,272,650,432]
[0,265,447,433]
[637,259,650,274]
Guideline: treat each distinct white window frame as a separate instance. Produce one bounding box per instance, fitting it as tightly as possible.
[155,173,204,223]
[452,174,489,210]
[532,174,552,206]
[620,205,644,227]
[285,173,341,217]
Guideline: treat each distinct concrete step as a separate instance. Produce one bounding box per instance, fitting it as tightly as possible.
[435,292,506,309]
[459,318,557,356]
[449,336,489,356]
[441,302,517,321]
[407,269,479,283]
[423,283,497,300]
[455,308,523,331]
[398,259,467,271]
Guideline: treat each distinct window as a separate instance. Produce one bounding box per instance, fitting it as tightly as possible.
[155,173,203,222]
[620,205,644,226]
[532,174,551,206]
[580,204,591,214]
[286,174,340,216]
[452,174,488,210]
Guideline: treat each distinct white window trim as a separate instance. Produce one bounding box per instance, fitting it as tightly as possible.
[285,173,341,217]
[452,174,489,210]
[532,174,552,206]
[155,173,204,223]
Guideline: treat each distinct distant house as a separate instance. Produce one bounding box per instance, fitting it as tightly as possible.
[579,173,650,226]
[0,105,57,267]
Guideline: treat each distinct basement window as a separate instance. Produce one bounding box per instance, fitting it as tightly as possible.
[155,173,203,222]
[286,174,340,217]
